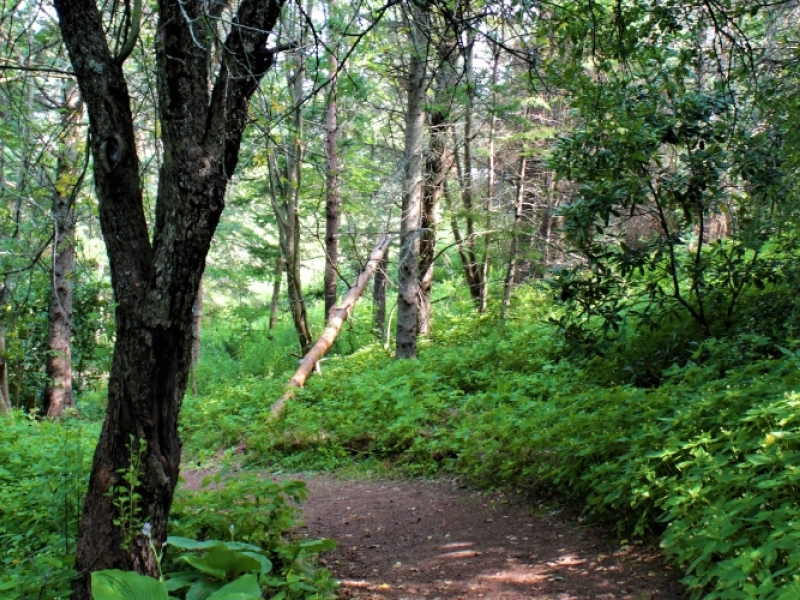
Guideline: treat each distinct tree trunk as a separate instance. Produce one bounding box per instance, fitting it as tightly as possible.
[272,235,391,415]
[44,87,83,417]
[450,35,486,310]
[478,43,501,314]
[373,248,388,334]
[396,8,428,359]
[418,83,449,337]
[503,155,528,312]
[268,250,285,339]
[0,324,9,415]
[268,50,313,354]
[190,280,203,397]
[323,11,341,320]
[53,0,285,596]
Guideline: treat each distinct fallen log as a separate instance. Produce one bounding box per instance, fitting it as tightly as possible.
[271,234,392,415]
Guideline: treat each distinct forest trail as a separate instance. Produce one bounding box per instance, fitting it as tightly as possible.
[185,471,684,600]
[297,477,683,600]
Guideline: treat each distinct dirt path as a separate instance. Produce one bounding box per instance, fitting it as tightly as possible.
[183,472,684,599]
[298,477,683,600]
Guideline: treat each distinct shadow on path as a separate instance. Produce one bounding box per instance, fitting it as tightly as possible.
[295,477,684,600]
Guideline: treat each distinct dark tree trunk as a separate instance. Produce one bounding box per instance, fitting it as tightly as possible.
[323,38,341,319]
[44,87,83,417]
[418,95,448,337]
[396,7,428,359]
[53,0,285,596]
[373,248,388,335]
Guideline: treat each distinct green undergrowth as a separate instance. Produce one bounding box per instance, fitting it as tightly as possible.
[190,288,800,599]
[0,414,97,598]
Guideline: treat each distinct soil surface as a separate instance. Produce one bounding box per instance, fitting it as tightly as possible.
[182,472,685,600]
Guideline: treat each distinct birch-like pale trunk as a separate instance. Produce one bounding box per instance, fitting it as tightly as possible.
[273,235,391,414]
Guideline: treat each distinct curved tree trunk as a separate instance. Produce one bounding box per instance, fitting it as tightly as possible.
[44,86,83,417]
[53,1,285,596]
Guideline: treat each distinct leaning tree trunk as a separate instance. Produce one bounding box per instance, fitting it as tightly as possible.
[53,1,285,597]
[44,87,83,417]
[272,234,391,415]
[396,4,429,359]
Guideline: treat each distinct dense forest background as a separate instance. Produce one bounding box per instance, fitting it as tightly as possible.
[3,0,800,598]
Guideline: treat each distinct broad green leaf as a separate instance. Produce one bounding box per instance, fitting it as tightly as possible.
[186,578,221,600]
[241,551,272,575]
[91,570,169,600]
[206,574,261,599]
[164,572,202,591]
[180,546,262,580]
[167,537,225,550]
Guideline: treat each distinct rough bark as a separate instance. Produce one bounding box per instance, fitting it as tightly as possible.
[396,6,429,359]
[272,235,391,415]
[44,87,83,417]
[418,94,448,337]
[323,20,341,319]
[53,0,285,596]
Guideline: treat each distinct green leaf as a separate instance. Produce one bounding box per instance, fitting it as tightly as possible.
[186,578,222,600]
[91,570,169,600]
[206,574,262,599]
[297,538,337,553]
[164,572,202,591]
[746,454,774,466]
[167,537,226,550]
[241,551,272,575]
[180,546,262,580]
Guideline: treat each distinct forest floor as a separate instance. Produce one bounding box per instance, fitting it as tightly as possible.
[182,471,685,600]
